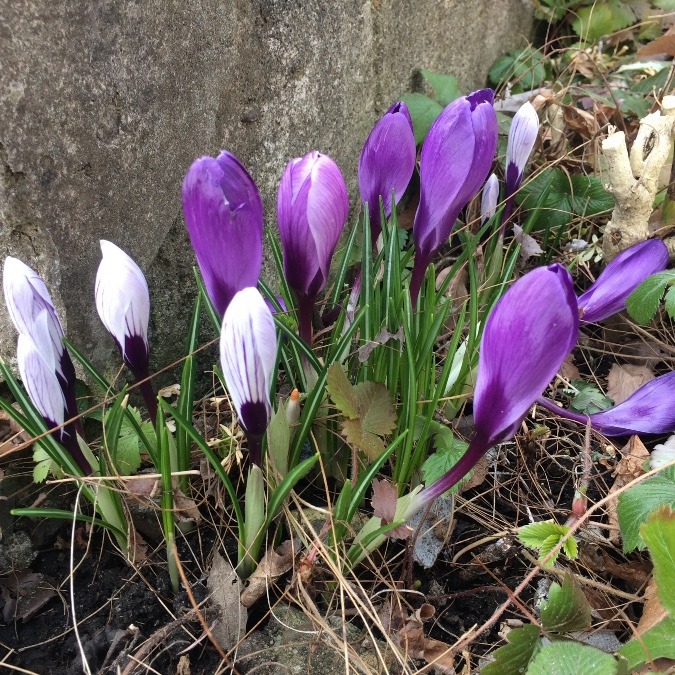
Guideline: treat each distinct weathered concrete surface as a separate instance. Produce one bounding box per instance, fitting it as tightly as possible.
[0,0,532,377]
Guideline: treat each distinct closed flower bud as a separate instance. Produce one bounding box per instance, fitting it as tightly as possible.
[182,151,264,317]
[480,173,500,224]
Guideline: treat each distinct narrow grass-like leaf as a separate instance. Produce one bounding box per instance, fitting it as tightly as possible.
[11,508,127,541]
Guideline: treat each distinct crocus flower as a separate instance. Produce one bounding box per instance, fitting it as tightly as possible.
[182,151,263,317]
[220,287,277,466]
[577,239,669,323]
[537,371,675,437]
[95,241,156,420]
[503,101,539,223]
[277,151,349,345]
[411,89,498,303]
[16,315,90,474]
[358,102,416,246]
[408,263,579,512]
[480,173,500,224]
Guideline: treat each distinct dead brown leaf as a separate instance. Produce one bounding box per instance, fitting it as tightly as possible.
[638,577,667,634]
[240,539,297,607]
[638,25,675,58]
[371,479,413,540]
[396,604,456,673]
[513,225,543,261]
[207,552,246,652]
[0,572,57,622]
[173,490,202,523]
[606,363,654,405]
[559,354,580,383]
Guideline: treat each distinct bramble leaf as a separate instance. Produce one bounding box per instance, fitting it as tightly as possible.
[481,624,541,675]
[567,380,613,415]
[626,271,675,325]
[519,521,578,567]
[527,640,622,675]
[421,430,469,495]
[641,505,675,614]
[619,615,675,669]
[540,574,592,633]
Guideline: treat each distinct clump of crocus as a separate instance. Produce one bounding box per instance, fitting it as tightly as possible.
[576,239,669,323]
[95,240,156,421]
[277,151,349,346]
[182,151,264,317]
[411,89,498,304]
[480,173,500,224]
[358,102,416,246]
[537,371,675,437]
[3,257,90,473]
[406,263,579,514]
[503,100,539,224]
[220,287,277,466]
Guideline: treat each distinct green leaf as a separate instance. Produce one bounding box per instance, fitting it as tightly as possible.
[519,521,578,567]
[516,169,613,232]
[527,640,621,675]
[421,430,469,494]
[482,624,541,675]
[641,505,675,614]
[617,470,675,552]
[420,70,459,106]
[654,0,675,9]
[267,400,291,478]
[572,1,636,43]
[33,445,52,483]
[400,93,443,144]
[326,363,359,419]
[540,574,592,633]
[664,286,675,320]
[619,615,675,669]
[488,47,547,93]
[626,271,675,324]
[568,380,613,415]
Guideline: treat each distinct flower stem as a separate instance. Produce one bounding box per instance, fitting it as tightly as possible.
[137,376,158,424]
[536,396,589,425]
[409,254,429,308]
[248,433,263,467]
[297,294,314,348]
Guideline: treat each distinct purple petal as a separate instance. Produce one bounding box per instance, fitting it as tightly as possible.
[540,372,675,436]
[411,89,498,300]
[182,152,263,316]
[480,173,500,224]
[95,241,150,376]
[219,287,277,439]
[358,102,416,242]
[577,240,669,323]
[504,101,539,200]
[277,152,349,299]
[474,263,579,446]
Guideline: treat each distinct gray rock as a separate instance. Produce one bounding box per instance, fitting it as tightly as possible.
[1,0,532,380]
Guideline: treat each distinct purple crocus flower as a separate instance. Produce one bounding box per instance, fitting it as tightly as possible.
[182,151,263,317]
[537,371,675,437]
[407,264,579,513]
[277,151,349,345]
[480,173,500,224]
[577,239,669,323]
[503,101,539,223]
[220,287,277,466]
[95,241,156,420]
[411,89,498,304]
[358,102,416,246]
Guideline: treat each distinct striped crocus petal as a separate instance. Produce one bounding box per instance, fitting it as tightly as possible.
[182,151,264,317]
[277,151,349,300]
[480,173,500,224]
[410,263,579,510]
[577,239,669,323]
[504,101,539,201]
[538,371,675,437]
[220,287,277,464]
[358,101,416,244]
[411,89,498,303]
[95,241,150,378]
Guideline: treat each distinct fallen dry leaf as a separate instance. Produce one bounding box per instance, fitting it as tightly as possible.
[638,25,675,58]
[637,577,667,634]
[240,539,297,607]
[513,224,543,261]
[173,490,202,524]
[371,479,413,540]
[559,354,581,383]
[207,552,246,652]
[0,572,57,623]
[606,363,654,405]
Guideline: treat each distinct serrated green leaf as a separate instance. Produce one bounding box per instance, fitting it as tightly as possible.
[33,445,51,483]
[617,474,675,552]
[114,433,142,475]
[420,70,459,106]
[399,93,443,144]
[519,521,578,567]
[326,364,359,419]
[626,271,675,324]
[540,574,592,633]
[528,640,621,674]
[488,47,547,93]
[421,431,470,494]
[572,1,636,43]
[482,625,541,675]
[619,615,675,669]
[664,285,675,320]
[641,506,675,614]
[569,380,613,415]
